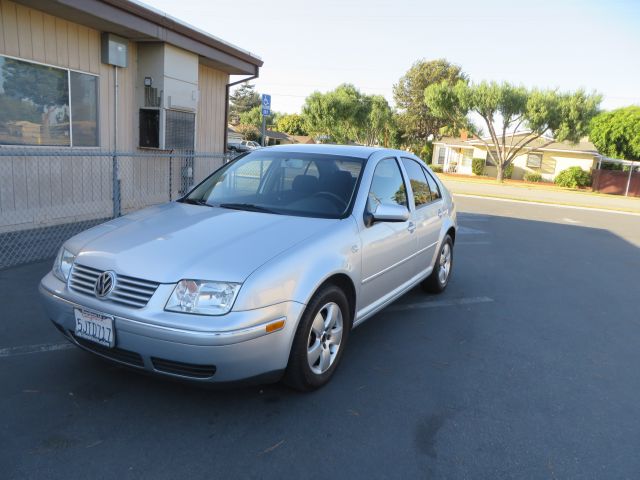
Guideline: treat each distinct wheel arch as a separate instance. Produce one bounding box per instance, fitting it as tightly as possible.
[314,273,357,324]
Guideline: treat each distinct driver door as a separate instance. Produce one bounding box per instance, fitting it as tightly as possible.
[359,157,418,309]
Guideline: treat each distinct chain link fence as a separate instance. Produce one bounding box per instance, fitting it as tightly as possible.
[0,148,238,269]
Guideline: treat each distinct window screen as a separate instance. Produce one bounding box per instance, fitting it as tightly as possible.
[165,109,195,150]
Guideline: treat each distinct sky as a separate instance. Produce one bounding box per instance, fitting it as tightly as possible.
[144,0,640,114]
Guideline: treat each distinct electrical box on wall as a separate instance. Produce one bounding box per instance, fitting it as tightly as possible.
[101,33,128,67]
[137,43,198,149]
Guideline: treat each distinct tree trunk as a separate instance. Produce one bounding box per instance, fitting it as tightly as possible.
[496,163,504,183]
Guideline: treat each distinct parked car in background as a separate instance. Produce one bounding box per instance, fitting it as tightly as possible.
[228,139,261,152]
[39,145,457,391]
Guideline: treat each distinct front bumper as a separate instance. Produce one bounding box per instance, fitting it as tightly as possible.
[39,272,305,383]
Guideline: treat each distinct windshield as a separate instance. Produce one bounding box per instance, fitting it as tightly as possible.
[183,150,365,218]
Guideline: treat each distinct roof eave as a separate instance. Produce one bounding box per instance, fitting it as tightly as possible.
[14,0,262,74]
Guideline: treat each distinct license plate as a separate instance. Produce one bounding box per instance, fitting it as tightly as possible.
[74,309,115,348]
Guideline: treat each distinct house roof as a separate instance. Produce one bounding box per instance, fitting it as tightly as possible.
[265,130,291,141]
[290,135,315,144]
[16,0,263,74]
[435,134,598,154]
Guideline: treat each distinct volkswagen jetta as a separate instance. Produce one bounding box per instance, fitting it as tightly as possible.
[40,145,457,391]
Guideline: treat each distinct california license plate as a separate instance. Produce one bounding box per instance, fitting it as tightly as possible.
[74,309,115,348]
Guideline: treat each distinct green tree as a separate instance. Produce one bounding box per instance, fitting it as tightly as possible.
[302,84,394,145]
[235,124,260,141]
[229,84,260,125]
[589,106,640,160]
[362,95,394,147]
[424,80,601,181]
[238,105,278,129]
[393,59,466,145]
[275,113,308,135]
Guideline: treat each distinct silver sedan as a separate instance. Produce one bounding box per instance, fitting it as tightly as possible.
[39,145,457,391]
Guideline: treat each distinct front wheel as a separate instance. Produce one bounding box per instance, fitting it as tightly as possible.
[422,235,454,294]
[283,285,351,392]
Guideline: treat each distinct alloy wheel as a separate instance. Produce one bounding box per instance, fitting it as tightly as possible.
[307,302,343,375]
[438,243,452,285]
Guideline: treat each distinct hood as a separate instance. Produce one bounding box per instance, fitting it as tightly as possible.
[67,202,336,283]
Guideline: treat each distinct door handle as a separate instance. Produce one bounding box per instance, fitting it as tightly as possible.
[407,221,416,233]
[437,208,444,218]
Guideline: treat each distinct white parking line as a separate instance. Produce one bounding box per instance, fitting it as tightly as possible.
[0,342,74,358]
[387,296,494,312]
[454,194,640,216]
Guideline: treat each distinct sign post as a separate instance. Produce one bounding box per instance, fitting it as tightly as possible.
[261,94,271,147]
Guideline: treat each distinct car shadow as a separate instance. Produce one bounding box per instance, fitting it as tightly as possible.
[1,213,640,478]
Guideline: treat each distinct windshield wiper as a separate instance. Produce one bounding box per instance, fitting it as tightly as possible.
[180,198,212,207]
[219,203,278,214]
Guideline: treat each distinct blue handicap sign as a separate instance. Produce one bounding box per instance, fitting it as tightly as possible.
[262,94,271,116]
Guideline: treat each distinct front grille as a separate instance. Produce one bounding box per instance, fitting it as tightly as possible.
[151,357,216,379]
[69,263,159,308]
[71,333,145,367]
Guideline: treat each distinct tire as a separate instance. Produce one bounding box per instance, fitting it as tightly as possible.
[283,285,351,392]
[422,234,454,294]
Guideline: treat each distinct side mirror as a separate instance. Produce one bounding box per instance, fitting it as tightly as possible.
[372,203,409,223]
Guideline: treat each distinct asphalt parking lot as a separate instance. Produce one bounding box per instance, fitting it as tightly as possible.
[1,196,639,479]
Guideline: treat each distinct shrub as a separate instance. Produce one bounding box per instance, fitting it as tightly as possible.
[554,166,592,188]
[430,165,443,173]
[472,158,485,176]
[600,162,623,171]
[420,143,433,162]
[524,172,542,182]
[504,163,514,179]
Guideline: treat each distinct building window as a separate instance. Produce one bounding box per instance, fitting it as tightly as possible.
[0,55,98,147]
[437,147,446,165]
[486,150,498,166]
[527,153,543,168]
[70,72,99,147]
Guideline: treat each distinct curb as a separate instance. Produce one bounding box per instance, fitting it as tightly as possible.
[452,193,640,216]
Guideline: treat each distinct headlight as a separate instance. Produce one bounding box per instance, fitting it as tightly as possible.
[52,247,76,282]
[165,280,241,316]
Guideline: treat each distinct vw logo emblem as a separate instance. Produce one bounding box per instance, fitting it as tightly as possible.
[94,271,116,298]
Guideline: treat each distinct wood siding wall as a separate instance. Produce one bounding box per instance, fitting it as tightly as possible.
[195,64,228,181]
[0,0,230,234]
[0,0,139,150]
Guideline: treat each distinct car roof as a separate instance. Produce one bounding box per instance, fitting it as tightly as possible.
[263,143,414,160]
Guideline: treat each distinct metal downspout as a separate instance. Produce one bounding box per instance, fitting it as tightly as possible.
[224,67,259,153]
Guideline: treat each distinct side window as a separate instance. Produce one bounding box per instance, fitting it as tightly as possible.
[401,158,432,208]
[367,158,408,214]
[423,168,442,202]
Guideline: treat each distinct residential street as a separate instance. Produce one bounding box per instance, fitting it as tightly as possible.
[442,177,640,213]
[1,196,639,479]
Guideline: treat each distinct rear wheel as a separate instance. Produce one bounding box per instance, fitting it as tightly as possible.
[422,235,454,294]
[284,285,351,391]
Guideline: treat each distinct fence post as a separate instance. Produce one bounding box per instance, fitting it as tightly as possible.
[169,152,173,201]
[112,153,121,218]
[625,161,634,197]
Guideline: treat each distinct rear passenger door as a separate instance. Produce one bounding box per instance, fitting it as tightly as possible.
[401,158,443,277]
